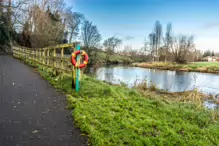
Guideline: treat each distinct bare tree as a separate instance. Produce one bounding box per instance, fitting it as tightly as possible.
[140,38,150,56]
[103,37,122,52]
[163,23,173,62]
[154,20,162,61]
[81,20,101,58]
[9,0,32,31]
[22,3,65,47]
[148,32,156,61]
[103,37,122,63]
[64,10,84,43]
[171,35,195,63]
[122,45,138,57]
[0,0,30,50]
[1,0,87,49]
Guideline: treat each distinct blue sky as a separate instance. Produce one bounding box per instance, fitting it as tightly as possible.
[66,0,219,52]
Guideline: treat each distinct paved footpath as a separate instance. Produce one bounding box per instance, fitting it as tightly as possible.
[0,55,87,146]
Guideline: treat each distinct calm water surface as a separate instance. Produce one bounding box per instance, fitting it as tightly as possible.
[88,66,219,96]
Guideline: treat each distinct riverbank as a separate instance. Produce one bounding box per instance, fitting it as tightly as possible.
[90,51,134,65]
[133,62,219,74]
[19,58,219,146]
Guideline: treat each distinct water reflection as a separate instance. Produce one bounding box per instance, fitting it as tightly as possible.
[92,66,219,95]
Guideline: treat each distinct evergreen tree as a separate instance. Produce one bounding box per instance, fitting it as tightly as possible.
[212,51,215,56]
[203,50,211,57]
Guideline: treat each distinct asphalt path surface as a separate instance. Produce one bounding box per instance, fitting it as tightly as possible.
[0,55,87,146]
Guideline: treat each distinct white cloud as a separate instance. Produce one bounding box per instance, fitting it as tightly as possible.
[124,36,135,40]
[195,37,219,52]
[203,22,219,29]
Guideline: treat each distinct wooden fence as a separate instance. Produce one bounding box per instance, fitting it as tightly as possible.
[12,43,79,73]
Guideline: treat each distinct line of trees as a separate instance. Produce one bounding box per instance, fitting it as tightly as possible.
[119,21,198,63]
[144,21,196,63]
[0,0,210,64]
[0,0,84,49]
[0,0,122,64]
[203,50,215,57]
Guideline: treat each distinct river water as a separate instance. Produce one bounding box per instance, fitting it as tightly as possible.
[87,66,219,108]
[88,65,219,95]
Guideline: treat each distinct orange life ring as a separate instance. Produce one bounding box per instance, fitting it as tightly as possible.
[71,50,89,68]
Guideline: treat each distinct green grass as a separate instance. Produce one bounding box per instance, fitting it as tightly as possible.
[191,62,219,66]
[186,62,219,70]
[40,70,219,145]
[17,57,219,146]
[92,52,134,64]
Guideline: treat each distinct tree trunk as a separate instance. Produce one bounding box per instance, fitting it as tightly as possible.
[69,29,73,43]
[0,0,3,13]
[164,50,168,62]
[7,0,12,31]
[164,55,167,62]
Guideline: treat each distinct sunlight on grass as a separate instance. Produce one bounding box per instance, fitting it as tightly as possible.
[39,67,218,146]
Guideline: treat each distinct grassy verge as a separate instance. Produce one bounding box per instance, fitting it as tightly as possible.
[92,52,134,64]
[17,57,219,145]
[133,62,219,74]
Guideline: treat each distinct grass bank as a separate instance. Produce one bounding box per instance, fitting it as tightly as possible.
[133,62,219,74]
[91,52,134,64]
[17,57,219,146]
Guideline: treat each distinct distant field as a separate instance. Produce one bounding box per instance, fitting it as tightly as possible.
[186,62,219,70]
[133,61,219,74]
[94,52,134,64]
[191,62,219,66]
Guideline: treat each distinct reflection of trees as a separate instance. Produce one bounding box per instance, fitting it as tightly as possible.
[173,71,192,92]
[105,73,113,82]
[146,69,195,92]
[162,71,174,91]
[148,69,173,90]
[175,71,185,75]
[97,67,115,83]
[96,68,106,80]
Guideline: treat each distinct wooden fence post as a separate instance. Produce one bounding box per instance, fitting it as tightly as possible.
[37,49,39,63]
[33,50,35,61]
[24,48,27,61]
[40,49,43,64]
[18,47,20,58]
[20,48,22,58]
[53,48,56,67]
[26,49,28,61]
[39,49,41,64]
[38,49,40,63]
[61,47,64,79]
[61,48,64,69]
[21,48,23,58]
[47,49,50,66]
[32,50,34,61]
[36,49,38,62]
[43,50,46,64]
[38,49,40,62]
[29,49,31,60]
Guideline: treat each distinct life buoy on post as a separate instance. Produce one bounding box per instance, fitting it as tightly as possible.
[71,50,89,68]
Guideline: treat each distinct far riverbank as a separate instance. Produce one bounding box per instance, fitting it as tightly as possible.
[133,62,219,74]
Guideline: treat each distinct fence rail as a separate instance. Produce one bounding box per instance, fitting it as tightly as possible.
[12,43,79,73]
